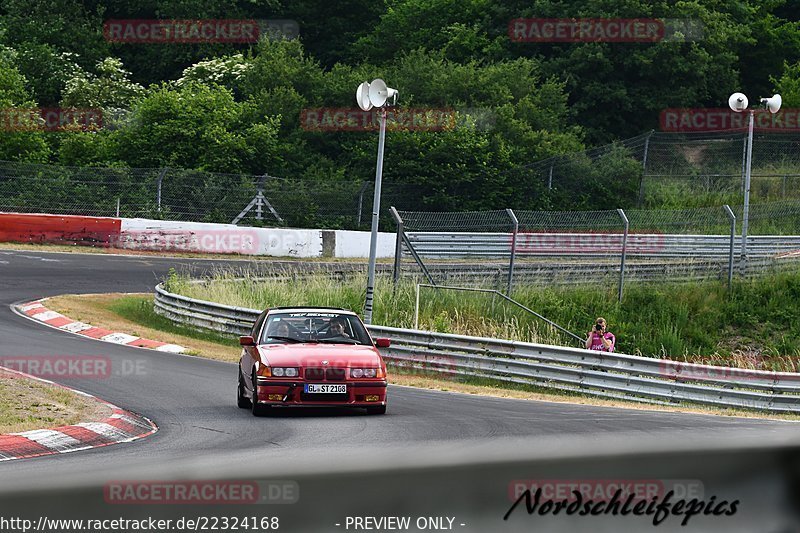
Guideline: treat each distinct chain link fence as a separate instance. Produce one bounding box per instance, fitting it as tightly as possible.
[392,203,800,295]
[0,160,430,229]
[2,130,800,230]
[504,131,800,209]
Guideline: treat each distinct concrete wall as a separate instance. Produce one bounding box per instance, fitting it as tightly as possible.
[0,212,396,258]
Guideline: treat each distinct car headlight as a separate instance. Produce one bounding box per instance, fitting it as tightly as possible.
[271,367,298,378]
[350,368,378,378]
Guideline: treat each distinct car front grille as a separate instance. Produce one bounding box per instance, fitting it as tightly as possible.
[325,368,345,381]
[304,367,347,380]
[305,368,325,380]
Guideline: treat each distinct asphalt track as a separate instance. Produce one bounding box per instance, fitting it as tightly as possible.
[1,248,800,532]
[0,248,796,471]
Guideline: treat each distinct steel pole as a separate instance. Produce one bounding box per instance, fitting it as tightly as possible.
[741,110,754,272]
[723,204,736,291]
[617,208,629,303]
[364,108,387,325]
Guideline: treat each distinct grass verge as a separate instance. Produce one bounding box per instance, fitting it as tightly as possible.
[0,372,111,434]
[44,293,800,420]
[164,268,800,372]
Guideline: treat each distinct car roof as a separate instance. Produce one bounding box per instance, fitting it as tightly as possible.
[267,307,356,315]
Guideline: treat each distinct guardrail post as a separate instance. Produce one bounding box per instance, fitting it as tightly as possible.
[390,207,404,290]
[723,205,736,290]
[617,209,629,303]
[506,208,518,295]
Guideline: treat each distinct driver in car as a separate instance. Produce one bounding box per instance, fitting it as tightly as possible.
[327,318,351,339]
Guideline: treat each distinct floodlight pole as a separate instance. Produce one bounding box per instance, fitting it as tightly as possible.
[741,109,754,269]
[364,107,387,325]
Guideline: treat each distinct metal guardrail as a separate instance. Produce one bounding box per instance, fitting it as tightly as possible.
[405,232,800,259]
[155,283,800,413]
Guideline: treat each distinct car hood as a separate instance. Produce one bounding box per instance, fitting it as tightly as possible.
[258,343,382,367]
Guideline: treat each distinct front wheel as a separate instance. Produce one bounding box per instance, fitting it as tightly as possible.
[251,371,270,417]
[237,370,251,408]
[366,405,387,415]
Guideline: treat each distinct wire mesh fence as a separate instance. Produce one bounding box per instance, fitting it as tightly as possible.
[0,160,426,229]
[392,203,800,294]
[2,131,800,228]
[505,131,800,209]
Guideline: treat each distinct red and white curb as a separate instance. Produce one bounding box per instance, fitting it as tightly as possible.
[16,299,186,353]
[0,367,157,461]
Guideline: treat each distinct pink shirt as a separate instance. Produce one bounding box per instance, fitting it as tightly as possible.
[589,332,615,352]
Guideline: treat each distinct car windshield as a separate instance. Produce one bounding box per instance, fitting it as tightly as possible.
[259,311,372,346]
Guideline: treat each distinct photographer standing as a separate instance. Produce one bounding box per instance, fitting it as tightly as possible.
[585,317,615,352]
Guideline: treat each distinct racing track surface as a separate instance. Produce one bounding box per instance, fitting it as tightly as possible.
[0,248,798,480]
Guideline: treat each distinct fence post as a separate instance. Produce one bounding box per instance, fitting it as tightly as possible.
[617,209,629,303]
[723,205,736,291]
[637,129,654,207]
[116,197,120,217]
[506,208,519,295]
[390,207,404,289]
[156,167,168,212]
[357,181,370,228]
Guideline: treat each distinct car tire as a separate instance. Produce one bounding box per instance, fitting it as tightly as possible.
[366,405,387,415]
[251,371,270,417]
[237,370,251,408]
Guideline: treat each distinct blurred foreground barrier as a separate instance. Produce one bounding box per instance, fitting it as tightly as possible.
[155,283,800,413]
[1,430,799,532]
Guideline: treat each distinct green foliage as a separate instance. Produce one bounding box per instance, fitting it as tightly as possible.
[773,60,800,108]
[169,268,800,370]
[61,57,145,111]
[107,82,279,173]
[0,46,50,162]
[1,0,800,216]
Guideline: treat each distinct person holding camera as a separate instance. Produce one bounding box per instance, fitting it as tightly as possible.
[585,317,615,352]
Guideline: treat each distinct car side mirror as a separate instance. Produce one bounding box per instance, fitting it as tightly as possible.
[375,338,391,348]
[239,335,256,346]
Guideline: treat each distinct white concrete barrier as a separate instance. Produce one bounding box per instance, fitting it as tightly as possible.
[118,218,395,258]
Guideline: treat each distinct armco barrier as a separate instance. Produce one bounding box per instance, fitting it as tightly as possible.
[154,283,800,413]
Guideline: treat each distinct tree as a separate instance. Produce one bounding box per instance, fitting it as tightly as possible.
[0,46,50,162]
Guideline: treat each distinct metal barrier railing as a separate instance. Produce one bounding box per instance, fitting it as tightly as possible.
[154,283,800,413]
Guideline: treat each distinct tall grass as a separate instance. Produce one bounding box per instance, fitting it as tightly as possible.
[165,268,800,371]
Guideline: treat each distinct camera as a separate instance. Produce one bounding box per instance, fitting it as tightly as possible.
[595,324,603,331]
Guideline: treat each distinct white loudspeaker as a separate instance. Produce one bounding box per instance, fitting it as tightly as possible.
[356,82,373,111]
[368,79,398,107]
[761,94,782,114]
[728,92,748,112]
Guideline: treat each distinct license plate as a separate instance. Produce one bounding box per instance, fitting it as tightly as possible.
[304,383,347,394]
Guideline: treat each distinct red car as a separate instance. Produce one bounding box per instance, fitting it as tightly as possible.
[237,307,390,416]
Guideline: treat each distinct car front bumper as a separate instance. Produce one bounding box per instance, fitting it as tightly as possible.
[255,379,387,406]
